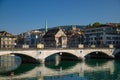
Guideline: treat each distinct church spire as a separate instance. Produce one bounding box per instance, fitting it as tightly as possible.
[45,20,48,33]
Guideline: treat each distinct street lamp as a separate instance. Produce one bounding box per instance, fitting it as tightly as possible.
[14,43,16,48]
[36,35,38,48]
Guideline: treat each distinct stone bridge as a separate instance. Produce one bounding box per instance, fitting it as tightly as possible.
[0,48,120,63]
[0,60,115,79]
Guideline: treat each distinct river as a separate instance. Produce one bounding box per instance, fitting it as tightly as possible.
[0,55,120,80]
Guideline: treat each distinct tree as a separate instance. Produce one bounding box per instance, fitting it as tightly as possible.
[92,22,101,27]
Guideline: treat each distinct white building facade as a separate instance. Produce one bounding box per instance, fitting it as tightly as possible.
[84,24,120,47]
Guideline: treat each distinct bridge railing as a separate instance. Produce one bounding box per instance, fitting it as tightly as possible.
[0,46,117,51]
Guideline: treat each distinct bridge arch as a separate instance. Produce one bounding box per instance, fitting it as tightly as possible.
[114,51,120,59]
[44,51,81,62]
[85,51,113,59]
[10,53,39,63]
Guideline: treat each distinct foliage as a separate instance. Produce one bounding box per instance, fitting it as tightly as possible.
[92,22,101,27]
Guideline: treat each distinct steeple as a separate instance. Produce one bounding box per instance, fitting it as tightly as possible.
[45,20,48,33]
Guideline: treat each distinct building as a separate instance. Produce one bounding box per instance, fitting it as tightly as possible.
[66,26,83,47]
[16,33,25,48]
[0,31,16,48]
[43,28,67,48]
[83,23,120,47]
[24,30,44,48]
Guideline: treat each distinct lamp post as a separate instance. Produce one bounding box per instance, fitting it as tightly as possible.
[36,35,38,48]
[14,43,16,48]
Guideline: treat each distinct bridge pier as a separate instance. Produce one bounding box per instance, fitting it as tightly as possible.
[78,56,85,61]
[37,59,45,64]
[55,54,61,66]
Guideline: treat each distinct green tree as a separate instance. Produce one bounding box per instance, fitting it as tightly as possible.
[92,22,101,27]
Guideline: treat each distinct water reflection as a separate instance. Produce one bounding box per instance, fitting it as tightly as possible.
[0,54,21,73]
[0,57,120,80]
[45,61,79,70]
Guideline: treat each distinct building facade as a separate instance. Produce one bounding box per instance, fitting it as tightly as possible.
[24,30,44,48]
[43,28,67,48]
[66,26,83,47]
[0,31,16,48]
[83,24,120,47]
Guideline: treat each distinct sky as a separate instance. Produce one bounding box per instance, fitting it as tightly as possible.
[0,0,120,34]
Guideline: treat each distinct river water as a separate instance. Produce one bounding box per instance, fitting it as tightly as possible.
[0,55,120,80]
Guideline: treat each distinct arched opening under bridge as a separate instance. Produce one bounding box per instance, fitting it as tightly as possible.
[114,51,120,59]
[10,53,39,63]
[85,51,113,59]
[45,52,81,63]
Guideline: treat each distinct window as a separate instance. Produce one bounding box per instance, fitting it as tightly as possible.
[91,38,93,40]
[100,37,103,40]
[107,41,111,44]
[113,41,115,44]
[116,41,118,44]
[94,37,96,40]
[106,37,111,40]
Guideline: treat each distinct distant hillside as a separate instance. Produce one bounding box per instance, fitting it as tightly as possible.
[37,25,85,31]
[57,25,85,30]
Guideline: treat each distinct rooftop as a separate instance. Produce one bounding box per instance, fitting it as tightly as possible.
[0,31,15,37]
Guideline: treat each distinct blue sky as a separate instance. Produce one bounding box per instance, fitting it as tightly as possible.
[0,0,120,34]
